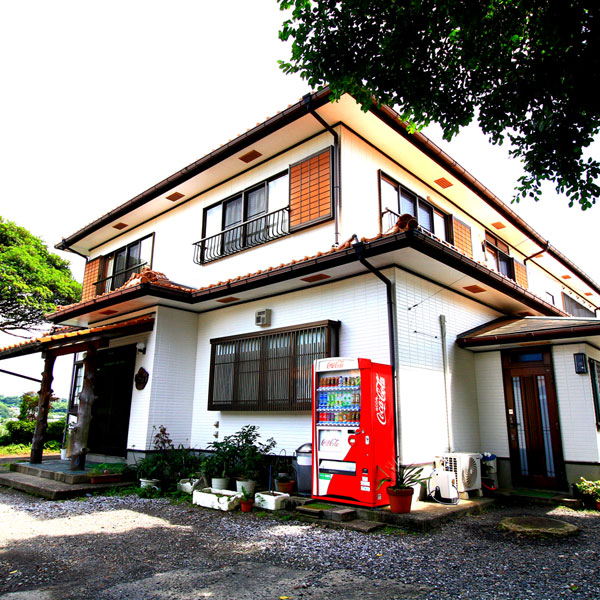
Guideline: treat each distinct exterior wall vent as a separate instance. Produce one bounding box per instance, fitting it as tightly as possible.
[255,309,271,327]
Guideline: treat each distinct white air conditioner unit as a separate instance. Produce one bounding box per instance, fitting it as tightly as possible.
[255,309,271,327]
[436,453,481,493]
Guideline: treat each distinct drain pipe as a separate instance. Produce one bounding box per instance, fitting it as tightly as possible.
[352,236,400,457]
[304,94,341,247]
[439,315,454,453]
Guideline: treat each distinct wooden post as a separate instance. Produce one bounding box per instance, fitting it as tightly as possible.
[30,353,56,464]
[70,345,98,471]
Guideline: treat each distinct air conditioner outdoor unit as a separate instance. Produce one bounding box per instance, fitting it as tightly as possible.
[436,453,481,493]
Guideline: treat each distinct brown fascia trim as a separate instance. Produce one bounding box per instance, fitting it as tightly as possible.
[55,89,333,251]
[458,323,600,348]
[49,229,565,324]
[372,105,600,296]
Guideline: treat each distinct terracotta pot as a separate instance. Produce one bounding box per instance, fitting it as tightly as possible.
[386,486,414,513]
[90,474,122,484]
[275,480,294,494]
[240,499,254,513]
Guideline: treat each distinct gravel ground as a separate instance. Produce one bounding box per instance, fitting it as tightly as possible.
[1,487,599,600]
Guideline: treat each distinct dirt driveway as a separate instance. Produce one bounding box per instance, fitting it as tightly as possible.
[1,487,599,600]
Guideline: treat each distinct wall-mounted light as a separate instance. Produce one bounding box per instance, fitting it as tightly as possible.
[574,353,588,374]
[136,342,146,355]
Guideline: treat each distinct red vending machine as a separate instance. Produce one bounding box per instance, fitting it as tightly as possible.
[312,357,395,507]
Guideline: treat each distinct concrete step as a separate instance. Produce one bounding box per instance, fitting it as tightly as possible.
[11,462,91,484]
[0,470,130,500]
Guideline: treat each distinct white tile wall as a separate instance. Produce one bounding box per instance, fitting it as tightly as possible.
[191,273,389,453]
[552,344,600,462]
[473,351,509,457]
[393,268,501,463]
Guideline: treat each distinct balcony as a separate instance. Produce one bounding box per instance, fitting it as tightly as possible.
[193,207,290,264]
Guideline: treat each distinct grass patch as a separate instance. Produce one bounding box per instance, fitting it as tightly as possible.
[0,441,60,456]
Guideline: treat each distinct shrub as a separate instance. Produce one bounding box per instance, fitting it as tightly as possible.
[3,418,65,445]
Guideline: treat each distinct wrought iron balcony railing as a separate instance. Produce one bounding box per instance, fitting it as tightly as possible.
[193,206,290,264]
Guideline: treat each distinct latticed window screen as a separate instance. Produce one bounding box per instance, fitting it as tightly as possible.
[208,320,339,411]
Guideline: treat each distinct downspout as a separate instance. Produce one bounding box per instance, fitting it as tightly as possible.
[303,94,341,247]
[523,241,550,264]
[351,236,400,457]
[439,315,454,452]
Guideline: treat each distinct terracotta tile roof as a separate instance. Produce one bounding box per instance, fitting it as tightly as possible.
[48,219,564,321]
[0,314,155,359]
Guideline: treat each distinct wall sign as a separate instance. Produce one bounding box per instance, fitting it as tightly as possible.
[135,367,149,390]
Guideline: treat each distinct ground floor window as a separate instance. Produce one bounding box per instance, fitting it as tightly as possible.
[208,320,340,411]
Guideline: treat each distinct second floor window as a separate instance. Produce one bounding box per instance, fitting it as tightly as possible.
[484,232,514,279]
[380,173,449,242]
[97,234,154,293]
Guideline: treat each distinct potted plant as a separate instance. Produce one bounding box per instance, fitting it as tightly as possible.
[205,436,236,489]
[377,460,430,514]
[240,485,254,512]
[230,425,276,495]
[574,477,600,510]
[275,473,295,494]
[135,453,167,489]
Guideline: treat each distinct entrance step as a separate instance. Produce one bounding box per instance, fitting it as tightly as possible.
[294,502,384,531]
[11,462,91,484]
[0,470,130,500]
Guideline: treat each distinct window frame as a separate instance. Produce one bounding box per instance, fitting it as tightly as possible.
[95,233,155,293]
[200,171,289,260]
[207,320,340,412]
[379,171,450,242]
[484,231,515,280]
[588,358,600,428]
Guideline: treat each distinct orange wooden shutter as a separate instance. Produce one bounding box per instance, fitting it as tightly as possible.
[289,149,332,230]
[81,258,102,301]
[452,217,473,258]
[514,260,528,288]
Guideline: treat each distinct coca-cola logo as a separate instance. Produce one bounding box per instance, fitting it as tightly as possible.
[320,438,340,448]
[375,374,387,425]
[325,360,345,369]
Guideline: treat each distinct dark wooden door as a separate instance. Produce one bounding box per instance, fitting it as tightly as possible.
[87,345,136,457]
[502,349,566,490]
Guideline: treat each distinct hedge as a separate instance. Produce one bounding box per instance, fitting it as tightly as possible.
[1,419,65,445]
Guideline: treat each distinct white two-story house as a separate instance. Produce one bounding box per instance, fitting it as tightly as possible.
[3,89,600,491]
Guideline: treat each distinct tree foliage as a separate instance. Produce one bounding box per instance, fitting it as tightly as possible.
[278,1,600,209]
[0,217,81,334]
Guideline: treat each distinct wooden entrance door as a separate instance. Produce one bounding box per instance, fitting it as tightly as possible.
[87,345,136,457]
[502,349,566,490]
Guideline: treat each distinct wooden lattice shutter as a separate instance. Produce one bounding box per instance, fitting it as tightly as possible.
[289,148,332,230]
[514,260,528,288]
[81,258,102,301]
[451,217,473,258]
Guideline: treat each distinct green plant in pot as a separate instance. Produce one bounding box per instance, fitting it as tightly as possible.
[230,425,276,495]
[205,435,237,489]
[240,485,254,512]
[377,460,430,514]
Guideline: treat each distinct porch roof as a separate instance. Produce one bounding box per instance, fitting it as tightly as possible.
[0,314,155,360]
[457,316,600,350]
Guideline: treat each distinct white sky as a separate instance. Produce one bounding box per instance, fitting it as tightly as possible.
[0,1,598,398]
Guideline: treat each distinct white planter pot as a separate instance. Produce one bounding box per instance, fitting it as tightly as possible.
[254,491,289,511]
[177,478,201,494]
[139,478,160,490]
[193,487,242,511]
[211,477,230,490]
[235,479,256,495]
